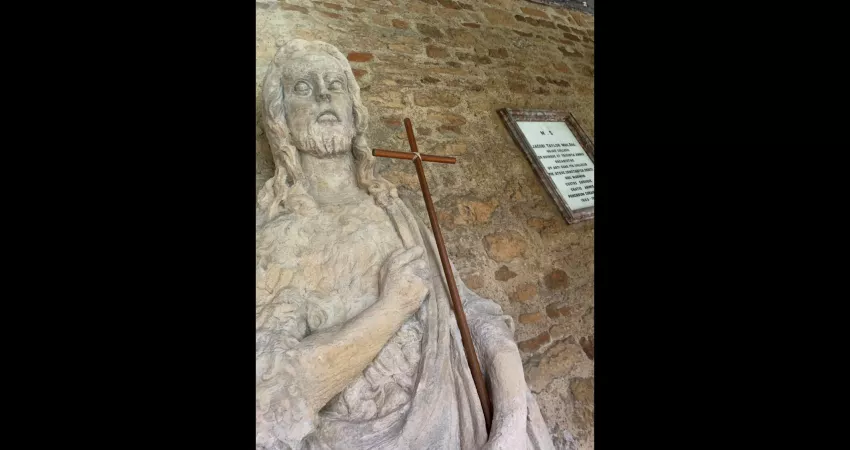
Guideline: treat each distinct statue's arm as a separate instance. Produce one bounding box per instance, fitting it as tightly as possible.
[256,247,429,448]
[458,278,531,449]
[257,290,412,447]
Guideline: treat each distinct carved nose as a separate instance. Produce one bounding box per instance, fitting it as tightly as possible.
[315,87,331,102]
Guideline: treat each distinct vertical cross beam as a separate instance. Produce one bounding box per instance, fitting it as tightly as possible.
[372,118,493,434]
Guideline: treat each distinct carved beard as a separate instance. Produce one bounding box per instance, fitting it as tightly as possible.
[291,121,356,157]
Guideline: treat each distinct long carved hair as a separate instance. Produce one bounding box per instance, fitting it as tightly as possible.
[257,39,395,223]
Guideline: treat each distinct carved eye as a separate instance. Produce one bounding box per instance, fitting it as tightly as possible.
[328,79,344,91]
[293,81,311,95]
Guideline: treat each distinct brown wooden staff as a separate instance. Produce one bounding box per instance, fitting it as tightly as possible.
[372,118,493,433]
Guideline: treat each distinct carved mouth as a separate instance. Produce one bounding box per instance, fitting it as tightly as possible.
[316,111,340,124]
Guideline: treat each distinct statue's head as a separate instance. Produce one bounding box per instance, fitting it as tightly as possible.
[258,39,394,220]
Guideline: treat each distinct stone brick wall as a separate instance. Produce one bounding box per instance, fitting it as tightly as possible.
[256,1,594,448]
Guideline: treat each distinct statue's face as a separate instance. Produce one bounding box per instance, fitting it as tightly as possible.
[281,53,356,157]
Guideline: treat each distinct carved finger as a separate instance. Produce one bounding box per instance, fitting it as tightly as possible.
[407,259,430,280]
[388,246,424,271]
[381,247,408,281]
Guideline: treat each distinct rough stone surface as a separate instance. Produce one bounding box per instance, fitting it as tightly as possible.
[484,230,528,262]
[489,47,509,58]
[579,336,594,360]
[521,6,550,19]
[518,331,551,353]
[510,283,539,303]
[482,6,516,26]
[545,269,569,290]
[494,265,517,281]
[414,91,462,108]
[546,302,573,319]
[519,312,544,324]
[256,1,594,447]
[425,45,449,58]
[416,23,444,38]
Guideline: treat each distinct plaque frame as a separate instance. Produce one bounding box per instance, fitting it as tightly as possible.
[498,108,595,224]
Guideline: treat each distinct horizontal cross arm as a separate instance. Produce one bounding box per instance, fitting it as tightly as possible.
[372,149,457,164]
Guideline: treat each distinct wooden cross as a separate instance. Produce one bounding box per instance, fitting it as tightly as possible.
[372,118,493,433]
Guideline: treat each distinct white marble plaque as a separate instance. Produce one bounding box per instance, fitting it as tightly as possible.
[516,121,595,210]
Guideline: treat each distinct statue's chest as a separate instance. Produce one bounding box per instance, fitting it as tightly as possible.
[266,203,405,330]
[292,220,400,294]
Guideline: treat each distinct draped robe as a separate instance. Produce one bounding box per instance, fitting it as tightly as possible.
[256,195,554,450]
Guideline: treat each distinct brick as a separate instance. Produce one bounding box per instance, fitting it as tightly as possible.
[382,117,402,127]
[428,112,467,126]
[510,283,538,303]
[515,15,535,25]
[489,48,508,58]
[347,7,366,13]
[518,312,544,324]
[323,2,343,10]
[369,13,393,27]
[462,273,483,290]
[421,76,441,84]
[495,265,517,281]
[417,23,444,38]
[573,63,593,77]
[392,19,409,29]
[570,11,589,27]
[347,52,374,62]
[521,6,549,19]
[546,302,572,319]
[518,331,551,353]
[444,143,467,154]
[438,125,461,134]
[558,46,583,58]
[426,45,449,58]
[388,43,421,54]
[409,1,432,13]
[508,80,528,93]
[462,22,481,28]
[457,52,491,65]
[447,28,476,46]
[352,68,367,79]
[513,30,533,37]
[279,2,308,14]
[437,0,461,9]
[321,11,341,19]
[553,62,570,73]
[414,91,461,107]
[481,6,514,26]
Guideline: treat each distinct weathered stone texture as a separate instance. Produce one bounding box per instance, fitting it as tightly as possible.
[256,1,594,447]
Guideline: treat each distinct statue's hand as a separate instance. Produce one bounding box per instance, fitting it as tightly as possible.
[378,246,430,316]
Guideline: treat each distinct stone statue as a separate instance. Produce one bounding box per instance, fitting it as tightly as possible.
[256,39,555,450]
